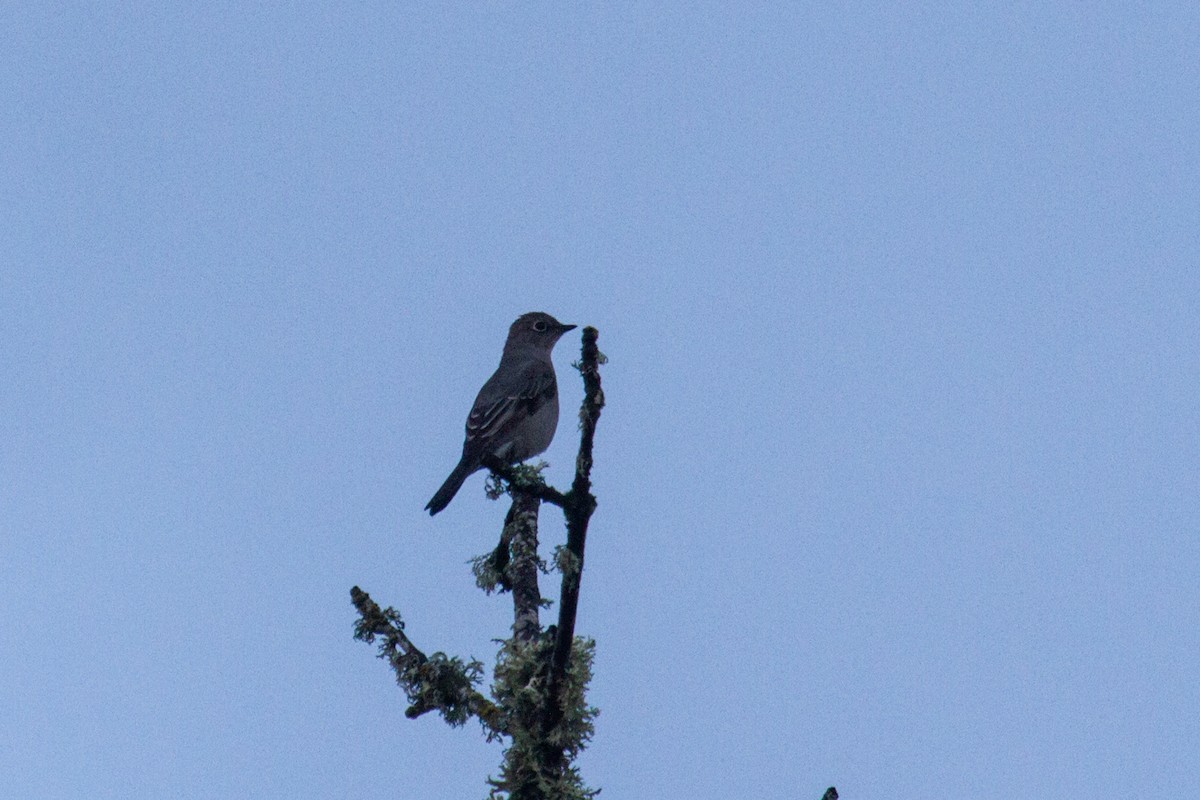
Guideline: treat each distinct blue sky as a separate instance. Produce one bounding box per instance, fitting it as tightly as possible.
[2,4,1197,798]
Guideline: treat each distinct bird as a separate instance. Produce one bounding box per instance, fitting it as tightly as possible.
[425,312,577,515]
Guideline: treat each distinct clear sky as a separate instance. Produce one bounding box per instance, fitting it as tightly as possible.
[3,4,1197,799]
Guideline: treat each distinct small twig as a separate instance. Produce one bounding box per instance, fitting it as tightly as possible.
[821,788,839,800]
[482,455,570,508]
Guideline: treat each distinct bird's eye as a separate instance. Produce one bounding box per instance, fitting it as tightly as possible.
[532,320,548,332]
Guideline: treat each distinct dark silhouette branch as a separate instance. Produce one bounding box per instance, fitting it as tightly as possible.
[542,326,604,755]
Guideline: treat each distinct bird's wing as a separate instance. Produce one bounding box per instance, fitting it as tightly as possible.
[465,362,557,449]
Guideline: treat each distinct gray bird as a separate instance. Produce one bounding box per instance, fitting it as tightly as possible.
[426,312,577,515]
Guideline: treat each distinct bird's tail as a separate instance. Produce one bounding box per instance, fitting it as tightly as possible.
[425,459,477,515]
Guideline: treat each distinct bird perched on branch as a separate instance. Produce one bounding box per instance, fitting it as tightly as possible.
[425,312,577,515]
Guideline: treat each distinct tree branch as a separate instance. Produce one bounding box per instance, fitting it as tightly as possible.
[481,455,570,509]
[505,493,544,644]
[351,586,504,734]
[542,326,604,747]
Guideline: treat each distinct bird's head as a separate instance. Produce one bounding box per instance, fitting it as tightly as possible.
[506,312,577,352]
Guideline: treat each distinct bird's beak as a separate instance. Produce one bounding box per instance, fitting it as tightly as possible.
[558,323,578,333]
